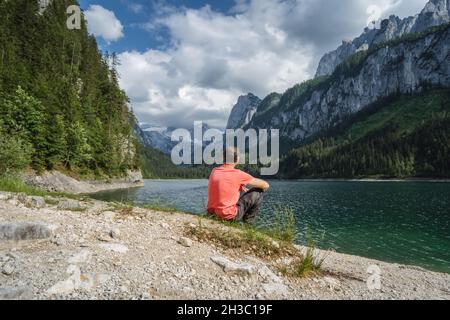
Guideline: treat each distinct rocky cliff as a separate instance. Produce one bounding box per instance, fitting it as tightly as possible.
[226,93,261,129]
[315,0,450,78]
[247,24,450,140]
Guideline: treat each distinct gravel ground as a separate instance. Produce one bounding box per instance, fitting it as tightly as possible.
[1,192,449,300]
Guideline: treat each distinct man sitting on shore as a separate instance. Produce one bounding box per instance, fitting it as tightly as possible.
[207,147,270,223]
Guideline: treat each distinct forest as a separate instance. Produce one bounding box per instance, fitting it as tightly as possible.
[0,0,139,179]
[279,89,450,179]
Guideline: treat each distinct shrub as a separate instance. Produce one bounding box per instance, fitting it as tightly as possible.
[0,130,32,174]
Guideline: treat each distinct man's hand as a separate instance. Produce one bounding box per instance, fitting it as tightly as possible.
[241,186,249,193]
[249,178,270,192]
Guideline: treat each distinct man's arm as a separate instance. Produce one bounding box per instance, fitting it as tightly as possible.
[248,178,270,191]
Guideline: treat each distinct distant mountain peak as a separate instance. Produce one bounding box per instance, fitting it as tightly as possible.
[315,0,450,78]
[226,93,261,130]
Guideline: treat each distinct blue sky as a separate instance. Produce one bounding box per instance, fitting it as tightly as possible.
[79,0,236,52]
[79,0,429,128]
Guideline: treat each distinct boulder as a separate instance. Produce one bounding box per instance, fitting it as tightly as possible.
[0,286,33,300]
[57,200,84,211]
[0,222,52,241]
[19,196,46,209]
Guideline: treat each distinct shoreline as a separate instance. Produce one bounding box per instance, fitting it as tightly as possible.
[292,178,450,183]
[136,177,450,183]
[22,171,145,195]
[1,191,449,300]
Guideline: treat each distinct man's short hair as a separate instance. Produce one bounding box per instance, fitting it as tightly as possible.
[223,147,239,164]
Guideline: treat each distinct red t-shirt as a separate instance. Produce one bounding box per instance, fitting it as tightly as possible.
[207,164,254,220]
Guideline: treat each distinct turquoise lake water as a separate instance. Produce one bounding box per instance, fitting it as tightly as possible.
[91,180,450,273]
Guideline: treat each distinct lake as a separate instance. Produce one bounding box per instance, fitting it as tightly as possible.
[91,180,450,273]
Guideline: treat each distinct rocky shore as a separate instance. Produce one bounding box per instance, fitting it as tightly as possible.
[22,171,144,194]
[0,191,449,300]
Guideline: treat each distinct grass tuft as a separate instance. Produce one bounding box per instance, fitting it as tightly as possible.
[280,239,327,278]
[266,205,296,242]
[140,203,178,213]
[0,174,78,199]
[186,216,299,260]
[187,210,327,278]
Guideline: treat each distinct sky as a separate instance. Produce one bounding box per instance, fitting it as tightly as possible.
[79,0,429,128]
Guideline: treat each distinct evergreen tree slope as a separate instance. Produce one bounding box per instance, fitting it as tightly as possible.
[0,0,139,178]
[280,89,450,178]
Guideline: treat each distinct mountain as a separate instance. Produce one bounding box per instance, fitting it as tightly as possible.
[279,89,450,178]
[133,120,210,179]
[315,0,450,78]
[137,123,175,155]
[136,122,212,156]
[236,0,450,178]
[0,0,139,178]
[246,22,450,141]
[226,93,261,129]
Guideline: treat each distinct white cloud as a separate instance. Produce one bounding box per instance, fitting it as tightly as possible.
[128,3,144,14]
[85,5,124,43]
[118,0,428,128]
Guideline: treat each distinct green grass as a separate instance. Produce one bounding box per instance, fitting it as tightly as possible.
[140,203,179,213]
[280,239,327,278]
[0,174,79,199]
[186,216,297,259]
[294,242,327,277]
[186,215,327,278]
[266,206,296,242]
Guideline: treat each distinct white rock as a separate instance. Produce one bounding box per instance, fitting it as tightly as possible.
[31,196,46,208]
[0,286,32,300]
[110,228,121,239]
[98,243,129,254]
[178,237,193,247]
[102,211,116,220]
[210,256,254,276]
[47,278,76,295]
[57,200,84,211]
[160,222,170,229]
[68,250,92,264]
[1,259,16,275]
[47,265,81,296]
[262,282,289,295]
[0,222,52,241]
[258,265,283,284]
[94,274,111,285]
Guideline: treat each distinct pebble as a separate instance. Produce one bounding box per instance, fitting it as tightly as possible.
[2,260,16,275]
[110,228,121,239]
[101,211,116,220]
[178,237,193,247]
